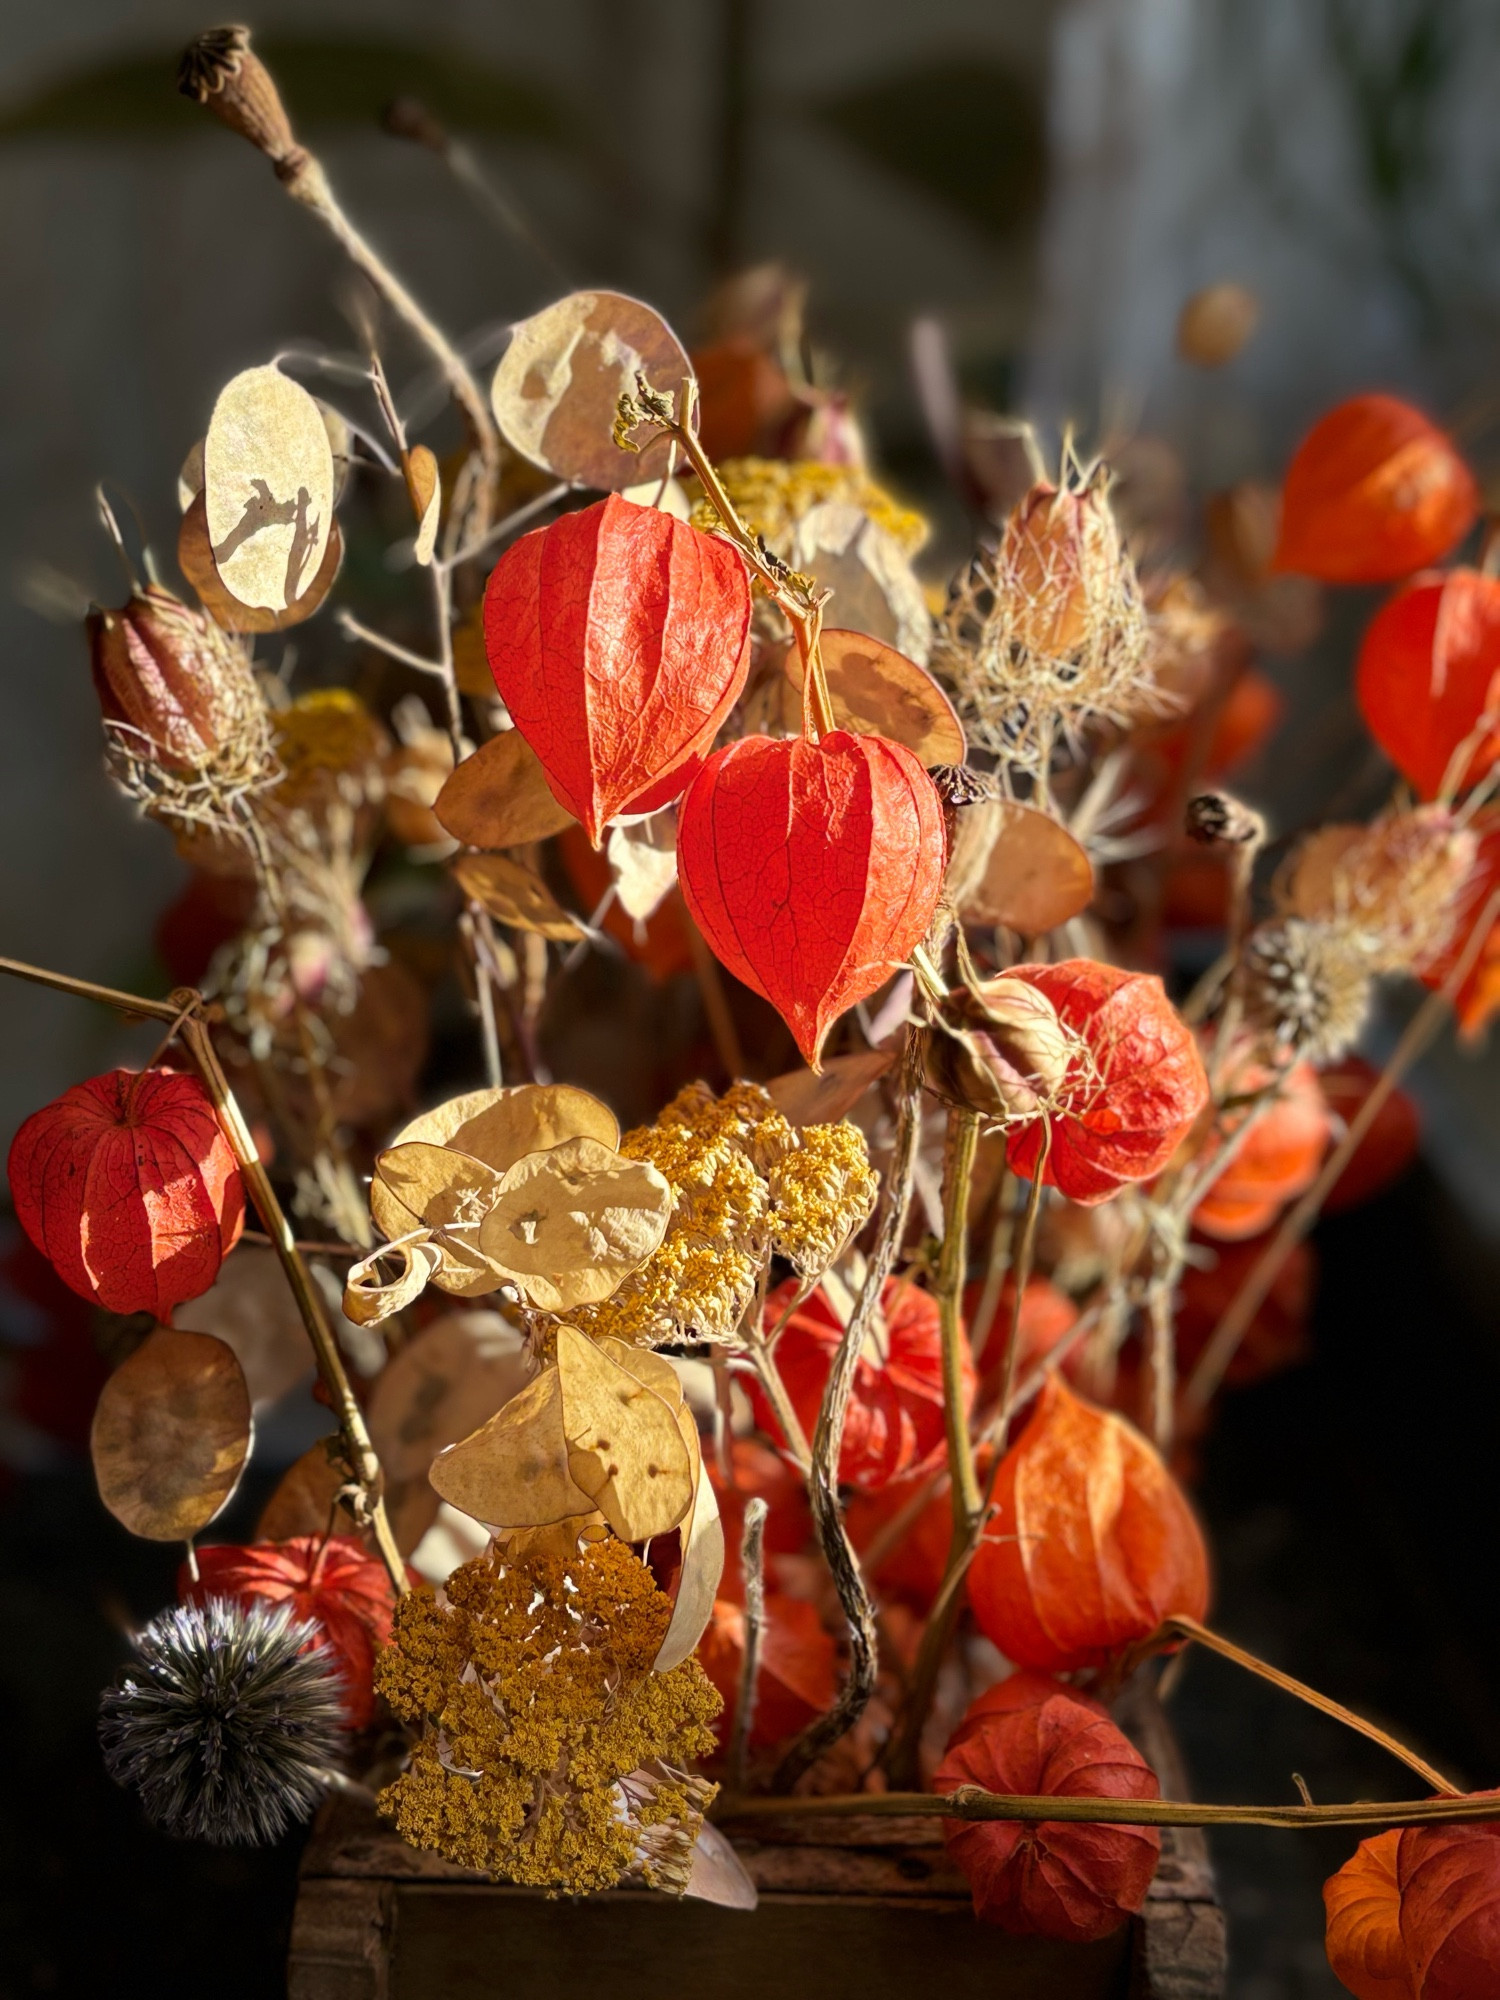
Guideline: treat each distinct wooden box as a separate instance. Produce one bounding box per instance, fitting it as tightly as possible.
[289,1795,1226,2000]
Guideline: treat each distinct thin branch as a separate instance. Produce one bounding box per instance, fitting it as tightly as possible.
[729,1498,769,1791]
[444,481,571,571]
[335,610,447,679]
[937,1107,982,1530]
[714,1790,1500,1834]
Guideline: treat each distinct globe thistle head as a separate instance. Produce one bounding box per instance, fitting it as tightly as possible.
[1243,918,1372,1063]
[99,1597,345,1846]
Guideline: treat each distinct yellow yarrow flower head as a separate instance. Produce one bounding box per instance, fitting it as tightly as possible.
[376,1540,721,1896]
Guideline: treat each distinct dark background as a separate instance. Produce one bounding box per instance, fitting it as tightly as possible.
[3,5,1500,1995]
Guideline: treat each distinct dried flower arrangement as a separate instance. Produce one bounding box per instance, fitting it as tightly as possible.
[7,26,1500,1990]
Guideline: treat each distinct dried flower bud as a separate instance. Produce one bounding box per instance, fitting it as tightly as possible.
[929,763,997,810]
[178,26,304,176]
[1001,470,1124,658]
[928,973,1077,1122]
[1243,918,1372,1063]
[380,96,449,153]
[1185,791,1265,848]
[88,584,265,777]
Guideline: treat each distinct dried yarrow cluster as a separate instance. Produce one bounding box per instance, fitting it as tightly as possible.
[688,456,929,560]
[568,1081,877,1345]
[376,1541,721,1894]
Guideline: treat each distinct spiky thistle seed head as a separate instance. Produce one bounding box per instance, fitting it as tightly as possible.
[1243,918,1372,1063]
[99,1597,345,1846]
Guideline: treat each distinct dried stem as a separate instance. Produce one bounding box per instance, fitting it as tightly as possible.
[774,1026,924,1788]
[714,1790,1500,1834]
[729,1497,769,1791]
[685,919,747,1080]
[937,1107,982,1531]
[988,1138,1049,1462]
[1184,887,1500,1413]
[1161,1616,1457,1796]
[0,955,407,1595]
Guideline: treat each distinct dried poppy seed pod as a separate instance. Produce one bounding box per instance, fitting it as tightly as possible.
[178,26,305,177]
[88,585,260,776]
[1186,790,1265,848]
[928,973,1075,1121]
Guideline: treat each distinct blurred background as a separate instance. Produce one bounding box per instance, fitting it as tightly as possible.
[2,4,1500,1996]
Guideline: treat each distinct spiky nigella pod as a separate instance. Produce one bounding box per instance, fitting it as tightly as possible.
[99,1597,345,1846]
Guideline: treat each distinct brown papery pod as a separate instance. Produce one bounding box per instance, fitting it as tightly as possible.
[434,728,578,848]
[91,1326,252,1540]
[948,798,1094,934]
[88,584,263,775]
[928,973,1076,1122]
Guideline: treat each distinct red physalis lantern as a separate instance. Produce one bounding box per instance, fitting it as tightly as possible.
[1273,394,1478,584]
[180,1535,402,1727]
[1356,569,1500,798]
[1192,1060,1330,1241]
[482,494,753,844]
[1324,1818,1500,2000]
[964,1272,1080,1391]
[696,1592,838,1753]
[708,1438,814,1598]
[678,730,946,1067]
[1175,1235,1315,1388]
[968,1377,1210,1671]
[933,1671,1161,1940]
[1418,809,1500,1041]
[1001,961,1209,1206]
[8,1067,244,1321]
[748,1275,971,1492]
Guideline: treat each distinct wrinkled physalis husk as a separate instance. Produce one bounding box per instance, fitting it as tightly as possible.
[789,502,932,665]
[946,798,1094,934]
[9,1067,246,1320]
[678,730,946,1068]
[342,1237,444,1326]
[570,1081,878,1346]
[928,973,1080,1124]
[404,444,441,565]
[1356,569,1500,799]
[1273,393,1477,585]
[453,850,586,940]
[935,1672,1162,1941]
[435,727,577,848]
[934,461,1158,771]
[376,1540,721,1894]
[784,628,965,767]
[608,814,678,922]
[483,494,752,845]
[1278,805,1477,974]
[477,1138,673,1312]
[370,1085,622,1300]
[491,290,692,491]
[91,1326,252,1540]
[202,364,336,614]
[555,1327,694,1542]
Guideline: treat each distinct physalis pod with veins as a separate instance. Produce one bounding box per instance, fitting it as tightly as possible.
[344,1084,671,1323]
[429,1327,724,1669]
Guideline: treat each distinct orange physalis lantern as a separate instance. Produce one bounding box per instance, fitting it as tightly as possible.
[482,494,753,844]
[678,731,946,1067]
[968,1377,1210,1671]
[1356,569,1500,798]
[696,1592,838,1753]
[934,1671,1162,1940]
[1001,961,1209,1206]
[1323,1831,1412,2000]
[8,1067,245,1321]
[1273,394,1478,584]
[1193,1060,1331,1241]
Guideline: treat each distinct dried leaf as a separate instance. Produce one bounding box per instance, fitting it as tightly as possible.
[179,492,343,634]
[478,1137,673,1312]
[405,443,441,566]
[453,850,585,939]
[950,799,1094,934]
[202,364,336,613]
[789,503,932,666]
[91,1326,252,1540]
[678,731,947,1067]
[765,1047,895,1126]
[490,290,692,490]
[682,1819,758,1910]
[433,727,577,847]
[607,814,678,921]
[369,1142,507,1298]
[174,1245,313,1409]
[429,1365,596,1529]
[555,1326,694,1542]
[342,1236,444,1325]
[786,629,965,766]
[367,1310,533,1489]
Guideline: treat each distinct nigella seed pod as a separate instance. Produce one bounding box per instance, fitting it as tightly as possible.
[88,584,261,776]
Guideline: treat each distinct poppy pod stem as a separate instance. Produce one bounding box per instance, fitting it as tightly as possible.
[0,954,408,1598]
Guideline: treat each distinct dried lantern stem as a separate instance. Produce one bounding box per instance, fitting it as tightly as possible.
[716,1789,1500,1834]
[0,953,407,1595]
